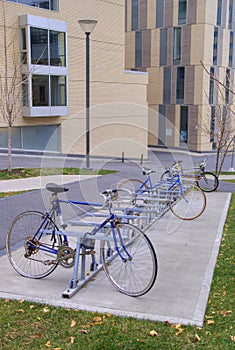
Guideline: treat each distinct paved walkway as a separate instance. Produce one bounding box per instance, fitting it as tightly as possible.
[0,172,231,327]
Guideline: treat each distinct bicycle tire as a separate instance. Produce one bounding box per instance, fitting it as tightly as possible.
[160,170,170,182]
[101,223,157,297]
[117,179,148,193]
[169,182,206,220]
[196,172,219,192]
[6,211,62,279]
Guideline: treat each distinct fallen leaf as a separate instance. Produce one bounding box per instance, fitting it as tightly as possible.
[81,329,89,334]
[18,309,24,313]
[45,341,51,347]
[19,299,25,304]
[71,320,76,328]
[149,330,159,337]
[29,305,35,309]
[71,336,75,344]
[207,320,214,325]
[231,336,235,342]
[93,316,102,322]
[43,307,50,313]
[195,333,201,342]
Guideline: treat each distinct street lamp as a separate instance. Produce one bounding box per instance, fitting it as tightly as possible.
[78,19,97,169]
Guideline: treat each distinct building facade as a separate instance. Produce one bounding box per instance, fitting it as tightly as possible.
[125,0,235,152]
[0,0,149,158]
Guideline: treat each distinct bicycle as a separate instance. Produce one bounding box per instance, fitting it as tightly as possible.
[117,167,207,221]
[161,159,219,192]
[6,183,158,297]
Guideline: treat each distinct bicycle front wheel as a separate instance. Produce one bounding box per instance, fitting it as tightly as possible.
[169,182,206,220]
[196,172,219,192]
[6,211,62,279]
[101,223,157,297]
[117,179,148,193]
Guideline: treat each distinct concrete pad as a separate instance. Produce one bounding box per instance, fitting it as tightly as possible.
[0,191,230,327]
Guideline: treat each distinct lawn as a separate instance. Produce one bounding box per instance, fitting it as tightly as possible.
[0,195,234,349]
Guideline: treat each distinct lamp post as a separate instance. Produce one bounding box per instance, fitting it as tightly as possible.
[78,19,97,169]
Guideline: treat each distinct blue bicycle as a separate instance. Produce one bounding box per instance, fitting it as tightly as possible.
[6,184,157,297]
[117,168,206,221]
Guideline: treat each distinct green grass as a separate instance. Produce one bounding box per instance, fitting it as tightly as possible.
[0,167,116,180]
[0,197,234,349]
[0,168,116,198]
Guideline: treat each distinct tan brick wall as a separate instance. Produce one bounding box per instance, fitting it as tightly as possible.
[0,0,149,158]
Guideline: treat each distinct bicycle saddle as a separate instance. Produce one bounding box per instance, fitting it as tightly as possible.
[142,168,155,175]
[46,183,69,193]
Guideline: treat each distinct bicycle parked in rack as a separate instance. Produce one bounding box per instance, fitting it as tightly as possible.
[6,184,157,297]
[161,159,219,192]
[117,167,207,221]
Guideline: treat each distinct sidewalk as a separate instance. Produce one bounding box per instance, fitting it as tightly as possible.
[0,182,230,327]
[0,175,99,192]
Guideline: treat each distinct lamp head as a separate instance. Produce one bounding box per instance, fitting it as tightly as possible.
[78,19,97,34]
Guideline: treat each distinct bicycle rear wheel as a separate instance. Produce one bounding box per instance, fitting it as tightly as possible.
[160,170,170,182]
[101,223,157,297]
[169,182,206,220]
[6,211,62,279]
[196,172,219,192]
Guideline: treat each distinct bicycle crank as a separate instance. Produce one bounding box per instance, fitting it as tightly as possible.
[57,245,75,268]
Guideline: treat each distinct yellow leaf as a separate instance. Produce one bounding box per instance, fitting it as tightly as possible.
[43,307,50,313]
[149,330,158,337]
[53,348,61,350]
[29,305,35,309]
[45,341,51,347]
[81,329,89,334]
[71,320,76,328]
[195,333,201,342]
[18,309,24,313]
[93,316,102,322]
[19,299,25,304]
[106,313,112,318]
[71,336,75,344]
[207,320,214,325]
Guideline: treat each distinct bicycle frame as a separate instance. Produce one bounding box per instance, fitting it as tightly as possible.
[27,192,133,268]
[135,173,188,203]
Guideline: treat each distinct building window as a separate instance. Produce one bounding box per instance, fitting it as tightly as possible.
[178,0,187,25]
[131,0,147,31]
[217,0,222,26]
[228,0,233,29]
[30,27,65,66]
[51,76,66,106]
[158,105,166,145]
[156,0,164,28]
[213,27,218,66]
[180,106,188,145]
[131,0,139,30]
[32,75,66,107]
[225,68,230,104]
[22,74,28,106]
[20,28,27,63]
[19,15,68,117]
[160,28,168,66]
[163,67,171,103]
[173,27,181,64]
[209,67,215,105]
[229,31,233,67]
[210,106,215,142]
[135,31,142,67]
[5,0,58,11]
[176,67,185,104]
